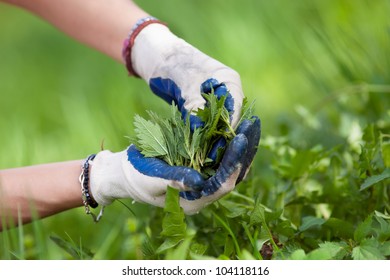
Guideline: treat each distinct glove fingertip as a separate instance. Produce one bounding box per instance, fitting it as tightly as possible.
[180,190,202,201]
[189,114,204,130]
[236,116,261,183]
[208,137,227,161]
[201,78,220,93]
[201,134,248,196]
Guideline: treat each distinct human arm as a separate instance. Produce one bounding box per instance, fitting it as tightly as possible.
[1,0,148,62]
[0,160,83,230]
[0,0,260,228]
[2,0,244,127]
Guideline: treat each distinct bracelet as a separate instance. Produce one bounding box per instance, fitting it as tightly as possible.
[79,154,104,222]
[122,16,166,77]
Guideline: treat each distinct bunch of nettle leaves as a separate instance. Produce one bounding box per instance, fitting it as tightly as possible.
[131,93,254,177]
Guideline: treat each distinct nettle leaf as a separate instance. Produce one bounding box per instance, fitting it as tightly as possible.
[133,114,168,158]
[299,216,325,232]
[373,215,390,242]
[352,239,385,260]
[237,97,255,127]
[250,198,266,226]
[154,116,178,162]
[354,215,374,242]
[131,91,251,177]
[306,242,347,260]
[190,242,208,256]
[157,187,186,254]
[164,237,192,260]
[380,241,390,257]
[381,140,390,168]
[323,218,354,239]
[202,94,228,141]
[218,200,247,218]
[360,168,390,191]
[289,249,307,260]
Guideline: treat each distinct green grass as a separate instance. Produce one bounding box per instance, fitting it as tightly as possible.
[0,0,389,259]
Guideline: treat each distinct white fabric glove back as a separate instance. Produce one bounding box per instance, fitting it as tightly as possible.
[132,24,244,128]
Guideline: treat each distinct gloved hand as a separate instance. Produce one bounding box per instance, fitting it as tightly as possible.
[89,116,260,215]
[131,23,244,129]
[89,20,260,214]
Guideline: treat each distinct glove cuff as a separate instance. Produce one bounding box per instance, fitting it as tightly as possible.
[131,23,181,81]
[122,17,167,77]
[89,150,129,206]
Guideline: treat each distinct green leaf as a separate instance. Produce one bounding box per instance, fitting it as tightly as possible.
[289,249,307,260]
[290,150,318,179]
[381,141,390,168]
[213,212,241,256]
[373,216,390,242]
[223,235,235,257]
[352,239,385,260]
[165,237,192,260]
[354,215,373,242]
[132,90,250,177]
[306,242,347,260]
[50,235,93,260]
[133,114,169,158]
[374,210,390,220]
[239,249,257,260]
[360,168,390,191]
[250,198,266,226]
[150,112,179,164]
[189,242,208,256]
[237,97,255,127]
[156,187,186,254]
[380,241,390,256]
[299,216,325,232]
[323,218,354,239]
[219,200,247,218]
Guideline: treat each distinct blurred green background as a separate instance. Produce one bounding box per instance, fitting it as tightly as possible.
[0,0,389,259]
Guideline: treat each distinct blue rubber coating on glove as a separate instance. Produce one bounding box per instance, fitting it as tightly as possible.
[179,190,202,201]
[149,77,235,130]
[180,133,248,200]
[207,137,227,161]
[149,77,184,108]
[200,78,234,114]
[235,116,261,183]
[202,133,248,196]
[127,145,204,191]
[149,77,204,130]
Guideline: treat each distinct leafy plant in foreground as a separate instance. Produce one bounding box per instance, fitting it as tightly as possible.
[144,87,390,260]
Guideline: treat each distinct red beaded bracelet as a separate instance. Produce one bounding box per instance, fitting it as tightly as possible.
[122,16,166,77]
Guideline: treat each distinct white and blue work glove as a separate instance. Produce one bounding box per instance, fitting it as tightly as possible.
[131,22,244,129]
[89,22,261,214]
[90,118,260,215]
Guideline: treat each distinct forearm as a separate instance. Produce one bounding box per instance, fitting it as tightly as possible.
[0,160,83,230]
[2,0,149,63]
